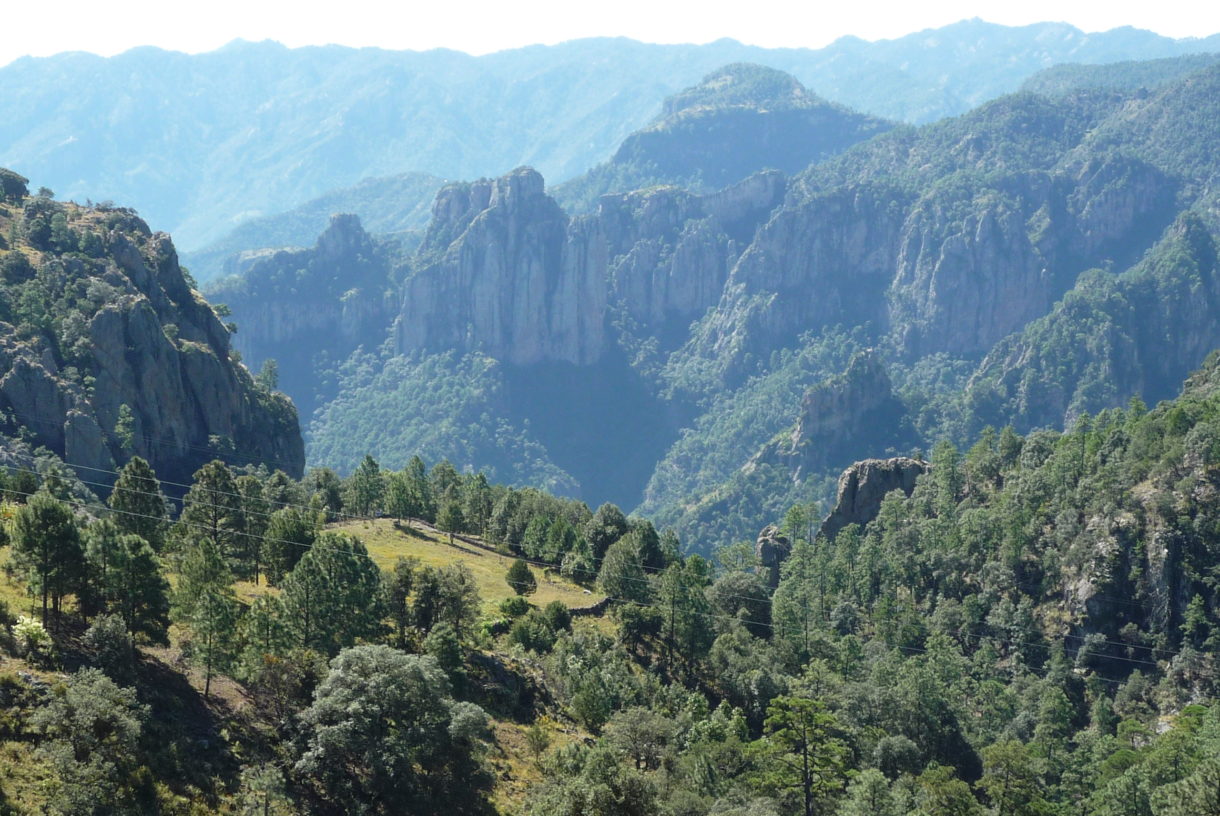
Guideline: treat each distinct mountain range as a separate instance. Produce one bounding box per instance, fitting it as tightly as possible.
[3,20,1219,263]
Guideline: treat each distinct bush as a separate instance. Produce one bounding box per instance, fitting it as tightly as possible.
[509,610,556,654]
[13,615,55,667]
[0,251,35,285]
[499,595,532,618]
[0,168,28,203]
[84,614,136,684]
[506,558,537,596]
[0,600,14,655]
[543,600,572,633]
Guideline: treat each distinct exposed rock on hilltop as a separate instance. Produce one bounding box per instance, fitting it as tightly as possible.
[0,173,302,485]
[755,524,791,588]
[184,171,443,282]
[821,457,930,541]
[401,168,590,365]
[751,351,914,482]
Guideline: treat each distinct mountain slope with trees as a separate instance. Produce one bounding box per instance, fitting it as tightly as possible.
[210,59,1220,553]
[553,63,893,213]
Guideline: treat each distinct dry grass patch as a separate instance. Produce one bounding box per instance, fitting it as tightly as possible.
[331,519,603,616]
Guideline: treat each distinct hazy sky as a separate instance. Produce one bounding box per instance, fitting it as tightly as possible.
[3,0,1219,67]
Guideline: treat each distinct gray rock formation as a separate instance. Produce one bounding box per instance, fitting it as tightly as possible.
[755,524,792,588]
[820,457,930,541]
[209,213,396,415]
[748,350,914,484]
[396,167,785,365]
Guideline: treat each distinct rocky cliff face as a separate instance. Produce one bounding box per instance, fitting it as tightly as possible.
[0,185,303,485]
[399,168,598,365]
[821,457,930,541]
[677,149,1179,386]
[750,350,914,483]
[962,212,1220,433]
[397,167,786,365]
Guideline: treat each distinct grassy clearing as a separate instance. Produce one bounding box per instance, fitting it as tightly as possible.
[332,519,603,616]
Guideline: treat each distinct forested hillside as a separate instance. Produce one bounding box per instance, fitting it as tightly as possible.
[6,20,1220,816]
[4,353,1220,814]
[552,64,892,213]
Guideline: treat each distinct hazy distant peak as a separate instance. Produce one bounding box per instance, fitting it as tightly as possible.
[659,63,822,119]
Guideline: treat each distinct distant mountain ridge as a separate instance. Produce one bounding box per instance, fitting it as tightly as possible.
[2,21,1217,254]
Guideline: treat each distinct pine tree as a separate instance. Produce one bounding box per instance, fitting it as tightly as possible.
[347,454,385,517]
[192,587,239,700]
[280,532,385,654]
[236,475,269,582]
[109,456,168,550]
[506,559,537,596]
[657,560,713,674]
[263,506,318,584]
[179,460,242,563]
[172,537,238,700]
[13,492,84,626]
[237,595,291,683]
[85,520,170,645]
[598,537,652,605]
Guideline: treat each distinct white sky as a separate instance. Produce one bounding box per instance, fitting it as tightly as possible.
[2,0,1219,67]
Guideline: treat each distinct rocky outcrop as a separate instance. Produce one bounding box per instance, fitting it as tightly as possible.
[755,524,792,588]
[961,212,1220,433]
[396,167,785,365]
[887,155,1176,359]
[400,168,598,365]
[749,350,914,485]
[0,197,303,486]
[821,457,930,541]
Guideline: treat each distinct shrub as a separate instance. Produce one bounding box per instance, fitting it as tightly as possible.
[499,595,532,618]
[13,615,55,667]
[84,613,136,684]
[506,559,537,596]
[509,610,556,654]
[543,600,572,632]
